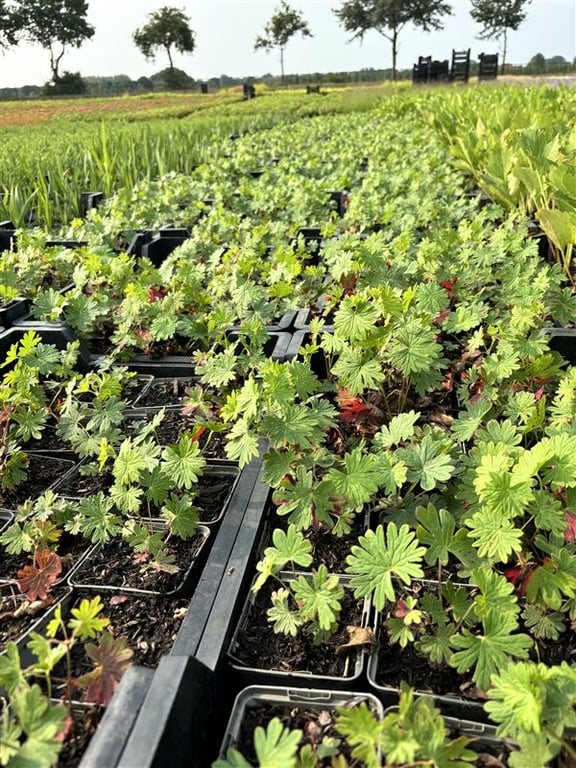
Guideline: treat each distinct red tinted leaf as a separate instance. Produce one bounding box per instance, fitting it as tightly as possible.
[191,425,207,443]
[134,328,152,343]
[148,285,166,303]
[79,633,133,706]
[565,511,576,543]
[16,550,62,601]
[339,399,370,422]
[434,309,451,326]
[534,386,545,402]
[394,599,410,618]
[439,278,458,298]
[109,594,129,606]
[503,566,524,586]
[55,713,74,743]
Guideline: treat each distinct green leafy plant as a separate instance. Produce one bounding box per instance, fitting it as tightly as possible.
[0,595,133,767]
[253,564,345,645]
[484,661,576,768]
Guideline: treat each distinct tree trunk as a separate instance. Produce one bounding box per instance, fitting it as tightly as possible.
[49,43,66,82]
[391,29,398,81]
[166,45,174,72]
[501,29,507,75]
[280,45,285,83]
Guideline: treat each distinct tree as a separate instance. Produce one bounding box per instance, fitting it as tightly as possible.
[0,0,24,50]
[527,52,545,74]
[18,0,95,83]
[334,0,452,81]
[43,70,86,95]
[133,6,195,75]
[470,0,531,74]
[254,1,313,83]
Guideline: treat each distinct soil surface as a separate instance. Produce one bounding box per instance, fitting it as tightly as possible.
[228,698,378,766]
[228,581,366,679]
[0,533,90,585]
[132,376,198,408]
[0,455,77,508]
[128,409,231,459]
[0,586,69,652]
[56,707,103,768]
[259,504,369,574]
[225,698,511,767]
[55,466,237,523]
[373,637,475,698]
[71,530,209,594]
[45,590,189,701]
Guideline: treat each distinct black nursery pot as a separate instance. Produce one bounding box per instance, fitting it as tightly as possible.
[0,297,29,328]
[285,328,335,379]
[1,322,93,373]
[216,685,384,765]
[366,611,489,722]
[69,521,211,598]
[0,220,16,254]
[540,328,576,366]
[0,585,72,668]
[226,573,370,690]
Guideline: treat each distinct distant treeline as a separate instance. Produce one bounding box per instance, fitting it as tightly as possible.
[1,54,574,100]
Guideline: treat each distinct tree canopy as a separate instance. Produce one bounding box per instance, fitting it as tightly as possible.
[334,0,452,80]
[254,1,313,82]
[16,0,94,82]
[0,0,23,50]
[470,0,531,73]
[133,6,195,75]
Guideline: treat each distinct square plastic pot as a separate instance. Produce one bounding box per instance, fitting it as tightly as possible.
[216,685,384,765]
[541,328,576,366]
[226,573,371,690]
[0,298,29,328]
[69,521,211,598]
[285,328,335,379]
[0,586,72,670]
[367,607,489,722]
[1,323,93,373]
[226,309,298,334]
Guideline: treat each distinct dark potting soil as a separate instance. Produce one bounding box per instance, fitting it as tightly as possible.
[56,706,103,768]
[72,531,208,593]
[227,700,512,767]
[0,455,76,508]
[127,409,231,460]
[373,638,475,699]
[229,583,365,678]
[261,505,368,574]
[0,533,90,584]
[56,467,234,523]
[229,699,377,766]
[46,591,189,703]
[24,424,71,452]
[0,587,68,652]
[132,377,198,408]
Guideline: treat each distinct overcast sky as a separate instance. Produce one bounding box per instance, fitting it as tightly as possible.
[0,0,574,88]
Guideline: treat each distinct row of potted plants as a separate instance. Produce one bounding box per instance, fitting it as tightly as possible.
[1,82,576,766]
